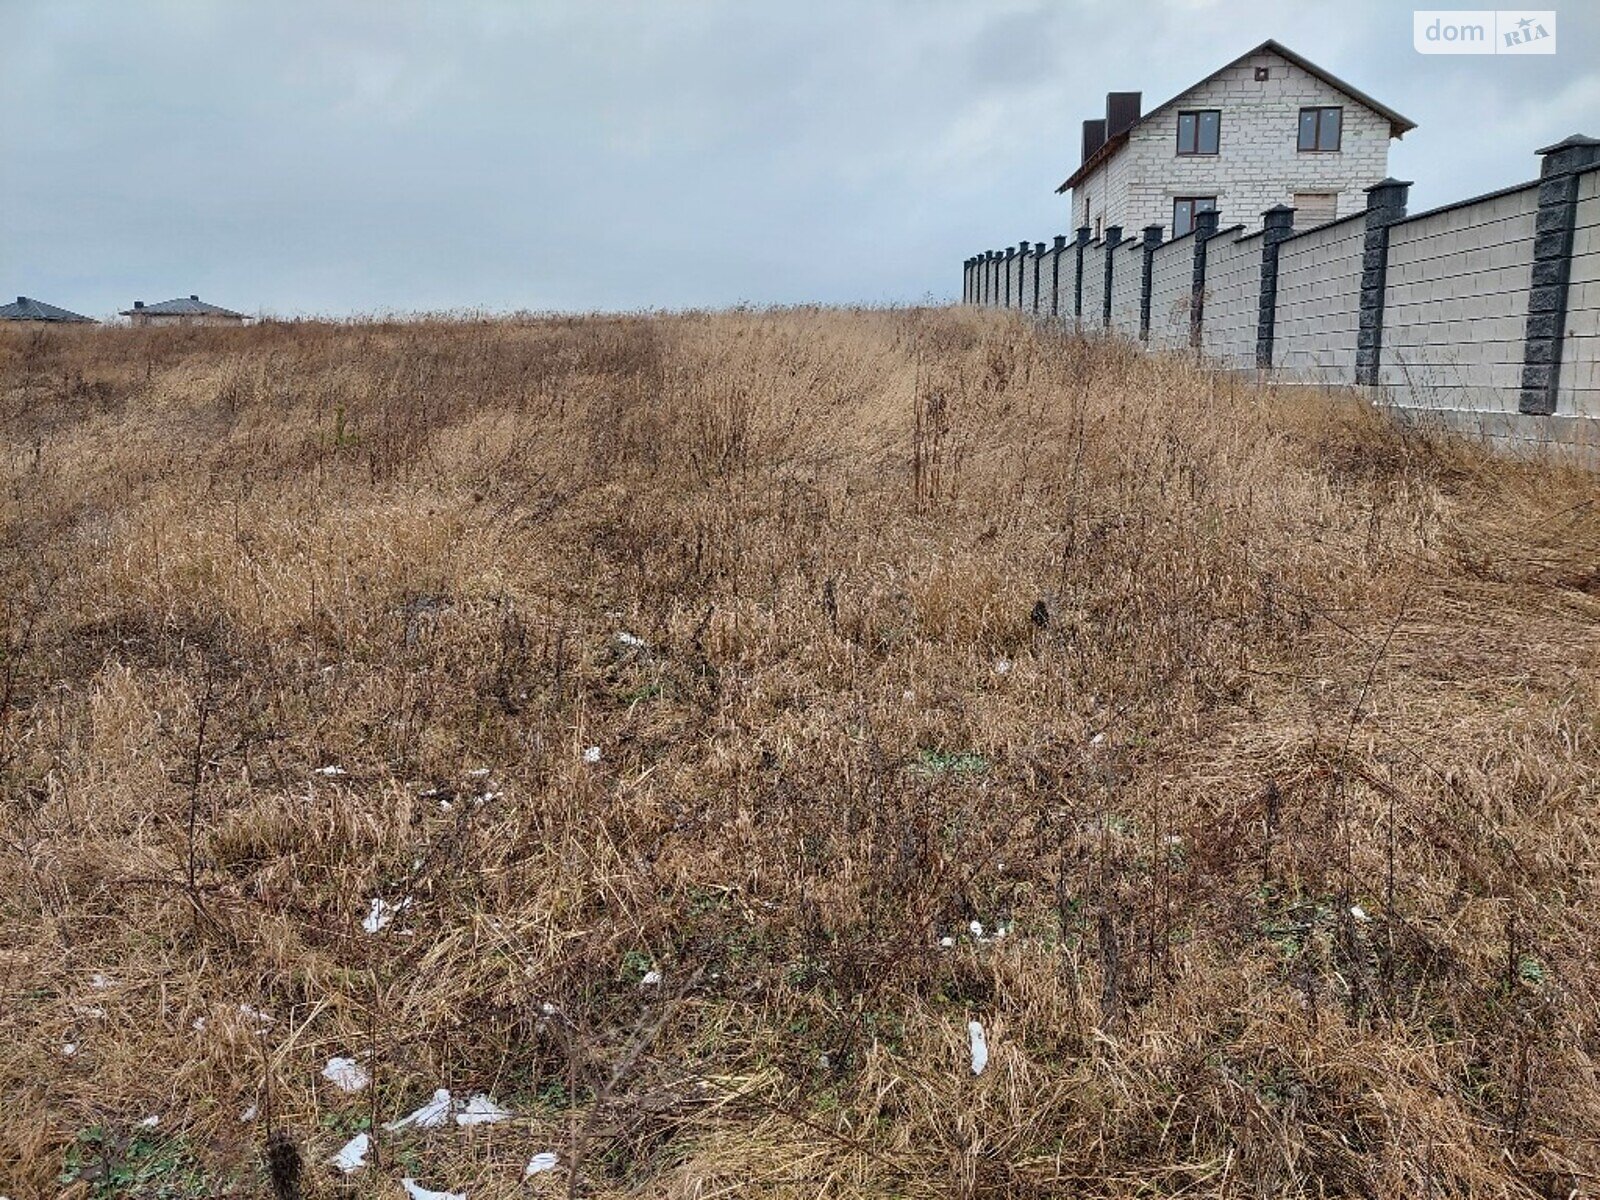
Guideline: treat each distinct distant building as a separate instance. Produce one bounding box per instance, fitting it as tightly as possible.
[0,295,96,324]
[1059,39,1415,238]
[120,295,248,327]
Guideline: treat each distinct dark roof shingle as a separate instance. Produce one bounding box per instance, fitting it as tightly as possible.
[0,296,96,323]
[119,295,246,318]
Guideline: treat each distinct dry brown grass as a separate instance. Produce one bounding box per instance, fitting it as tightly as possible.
[1,308,1598,1199]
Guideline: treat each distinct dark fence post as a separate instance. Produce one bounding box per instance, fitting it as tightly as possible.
[1102,225,1123,327]
[1255,206,1296,369]
[1139,225,1162,342]
[1033,238,1046,314]
[1017,242,1031,312]
[1004,246,1015,309]
[1189,209,1219,350]
[1355,178,1410,387]
[1073,226,1090,323]
[1520,135,1600,414]
[1050,234,1066,318]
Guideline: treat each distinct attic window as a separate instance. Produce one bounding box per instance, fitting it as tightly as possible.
[1177,110,1220,156]
[1298,106,1342,152]
[1254,66,1270,81]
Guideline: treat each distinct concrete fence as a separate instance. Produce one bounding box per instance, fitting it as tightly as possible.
[961,135,1600,458]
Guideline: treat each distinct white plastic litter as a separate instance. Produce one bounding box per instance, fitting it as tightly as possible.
[939,936,954,948]
[968,920,984,939]
[582,746,602,763]
[1351,905,1371,923]
[322,1056,370,1094]
[192,1017,207,1031]
[315,765,347,777]
[466,767,491,778]
[61,1042,78,1057]
[968,1020,989,1076]
[330,1131,369,1173]
[90,972,114,990]
[240,1103,258,1123]
[993,658,1012,675]
[525,1152,559,1176]
[640,969,662,986]
[363,897,411,934]
[401,1179,466,1200]
[615,632,646,649]
[454,1094,513,1126]
[239,1004,274,1028]
[385,1088,453,1131]
[139,1115,160,1127]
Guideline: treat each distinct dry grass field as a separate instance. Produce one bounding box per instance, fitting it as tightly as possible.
[1,307,1598,1199]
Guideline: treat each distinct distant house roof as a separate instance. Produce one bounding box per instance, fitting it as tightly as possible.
[119,294,247,318]
[0,295,96,323]
[1057,39,1417,194]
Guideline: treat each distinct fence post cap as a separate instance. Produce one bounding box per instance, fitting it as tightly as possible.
[1537,134,1600,175]
[1537,133,1600,154]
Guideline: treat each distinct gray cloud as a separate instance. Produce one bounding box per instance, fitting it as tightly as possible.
[2,0,1596,317]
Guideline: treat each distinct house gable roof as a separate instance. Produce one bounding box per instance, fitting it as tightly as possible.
[1056,39,1416,194]
[119,295,246,318]
[0,296,96,323]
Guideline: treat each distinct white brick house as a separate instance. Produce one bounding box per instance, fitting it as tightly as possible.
[1059,40,1414,239]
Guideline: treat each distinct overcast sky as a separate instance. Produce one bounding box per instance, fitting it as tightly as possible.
[3,1,1597,318]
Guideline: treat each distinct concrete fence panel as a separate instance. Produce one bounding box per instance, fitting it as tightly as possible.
[1199,228,1262,369]
[1556,168,1600,418]
[1272,214,1365,383]
[1079,240,1107,328]
[1147,236,1193,349]
[1046,240,1067,317]
[1109,239,1144,335]
[1380,183,1540,413]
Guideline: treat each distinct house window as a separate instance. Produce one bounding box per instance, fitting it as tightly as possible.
[1172,196,1216,238]
[1094,215,1103,240]
[1176,110,1220,155]
[1298,106,1342,152]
